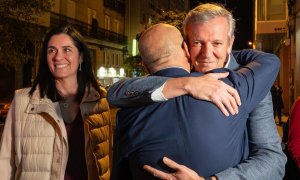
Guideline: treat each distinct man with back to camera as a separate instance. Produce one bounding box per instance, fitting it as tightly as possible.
[108,3,286,180]
[111,23,280,180]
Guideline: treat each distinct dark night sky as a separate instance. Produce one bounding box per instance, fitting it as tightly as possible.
[189,0,254,50]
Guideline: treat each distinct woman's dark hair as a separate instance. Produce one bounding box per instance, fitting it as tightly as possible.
[29,25,101,102]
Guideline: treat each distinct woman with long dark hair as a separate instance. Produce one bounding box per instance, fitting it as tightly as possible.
[0,25,111,180]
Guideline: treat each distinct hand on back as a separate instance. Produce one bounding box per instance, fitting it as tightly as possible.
[185,72,241,116]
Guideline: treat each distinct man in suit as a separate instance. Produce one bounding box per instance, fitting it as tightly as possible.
[111,23,279,180]
[108,3,286,180]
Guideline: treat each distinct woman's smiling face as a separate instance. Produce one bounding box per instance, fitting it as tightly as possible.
[47,33,81,80]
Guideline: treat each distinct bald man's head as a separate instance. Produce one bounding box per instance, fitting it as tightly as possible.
[138,23,190,74]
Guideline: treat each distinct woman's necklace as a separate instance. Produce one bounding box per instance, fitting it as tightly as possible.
[59,97,71,108]
[59,98,80,124]
[58,90,76,109]
[62,100,69,108]
[57,88,79,123]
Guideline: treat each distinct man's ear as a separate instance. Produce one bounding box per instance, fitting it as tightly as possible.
[182,41,190,60]
[142,61,151,74]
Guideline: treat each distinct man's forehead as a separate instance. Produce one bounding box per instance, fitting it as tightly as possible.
[186,25,229,40]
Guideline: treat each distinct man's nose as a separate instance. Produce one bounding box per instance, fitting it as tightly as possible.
[201,44,212,59]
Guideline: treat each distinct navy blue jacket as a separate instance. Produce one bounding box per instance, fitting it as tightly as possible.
[111,54,279,179]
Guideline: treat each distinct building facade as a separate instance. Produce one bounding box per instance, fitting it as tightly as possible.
[41,0,127,86]
[2,0,191,96]
[288,0,300,106]
[31,0,190,87]
[125,0,190,69]
[254,0,300,113]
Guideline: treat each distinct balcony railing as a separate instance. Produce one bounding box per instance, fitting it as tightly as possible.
[50,13,127,45]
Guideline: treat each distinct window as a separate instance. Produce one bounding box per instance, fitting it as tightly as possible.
[114,20,120,33]
[116,54,119,66]
[106,54,110,66]
[112,54,116,66]
[67,0,76,19]
[104,51,110,65]
[105,15,111,30]
[257,0,286,21]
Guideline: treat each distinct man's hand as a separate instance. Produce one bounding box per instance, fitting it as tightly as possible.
[143,157,204,180]
[163,72,241,116]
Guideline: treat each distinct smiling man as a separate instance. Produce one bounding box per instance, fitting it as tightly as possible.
[111,23,280,180]
[109,3,286,180]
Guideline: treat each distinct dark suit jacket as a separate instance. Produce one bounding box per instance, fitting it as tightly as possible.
[111,54,279,179]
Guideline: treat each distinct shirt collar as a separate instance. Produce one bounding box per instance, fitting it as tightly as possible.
[224,54,231,68]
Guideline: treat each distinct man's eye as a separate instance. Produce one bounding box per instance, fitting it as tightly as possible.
[213,42,222,47]
[193,41,201,46]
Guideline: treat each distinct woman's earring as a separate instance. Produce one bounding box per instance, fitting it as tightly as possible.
[79,62,82,71]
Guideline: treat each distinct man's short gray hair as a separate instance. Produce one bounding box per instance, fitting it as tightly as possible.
[183,3,236,40]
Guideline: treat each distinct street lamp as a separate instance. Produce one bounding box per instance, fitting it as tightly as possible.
[248,41,253,48]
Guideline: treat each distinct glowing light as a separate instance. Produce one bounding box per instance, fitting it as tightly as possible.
[132,39,137,56]
[97,66,107,78]
[120,68,125,77]
[108,67,116,77]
